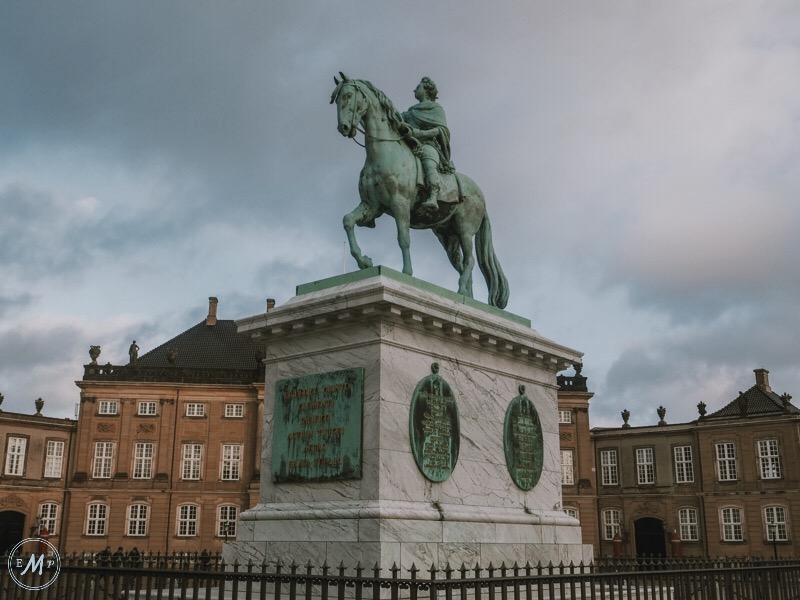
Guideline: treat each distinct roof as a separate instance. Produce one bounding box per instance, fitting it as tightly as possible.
[705,384,799,419]
[82,318,264,385]
[137,319,262,370]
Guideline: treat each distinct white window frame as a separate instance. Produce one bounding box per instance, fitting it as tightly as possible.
[560,449,574,485]
[5,436,27,476]
[558,410,572,424]
[98,400,118,415]
[673,445,694,483]
[678,507,699,541]
[221,444,242,481]
[92,442,115,479]
[137,401,157,416]
[600,449,618,486]
[225,403,244,418]
[133,442,154,479]
[602,508,622,541]
[218,505,238,537]
[44,440,65,478]
[764,506,788,541]
[177,504,198,537]
[757,439,782,480]
[563,507,579,521]
[39,502,59,535]
[636,447,655,485]
[86,503,108,536]
[182,444,203,480]
[721,507,744,542]
[127,504,149,537]
[715,442,738,481]
[185,403,205,417]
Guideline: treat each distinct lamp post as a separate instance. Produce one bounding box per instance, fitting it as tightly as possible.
[768,520,778,560]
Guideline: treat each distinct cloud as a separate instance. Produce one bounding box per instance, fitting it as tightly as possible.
[2,1,800,429]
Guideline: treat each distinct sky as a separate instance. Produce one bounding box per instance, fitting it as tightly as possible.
[2,1,799,427]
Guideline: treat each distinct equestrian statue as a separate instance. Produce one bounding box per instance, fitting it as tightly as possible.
[331,73,509,309]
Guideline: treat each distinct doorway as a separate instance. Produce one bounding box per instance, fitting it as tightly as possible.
[634,516,666,558]
[0,510,26,555]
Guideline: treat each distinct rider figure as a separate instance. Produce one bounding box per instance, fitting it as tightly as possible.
[401,77,454,211]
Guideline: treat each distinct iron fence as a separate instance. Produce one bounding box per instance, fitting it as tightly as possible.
[2,553,800,600]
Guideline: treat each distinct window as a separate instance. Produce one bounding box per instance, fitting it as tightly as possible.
[86,503,108,536]
[177,505,198,537]
[221,444,242,481]
[564,507,579,521]
[133,442,154,479]
[225,404,244,418]
[602,508,622,541]
[715,443,738,481]
[44,440,65,478]
[757,440,782,479]
[138,401,157,416]
[92,442,115,479]
[764,506,788,541]
[558,410,572,424]
[127,504,149,536]
[600,449,618,486]
[636,447,655,484]
[5,436,27,476]
[182,444,202,480]
[218,505,238,537]
[721,507,743,542]
[185,403,205,417]
[39,502,59,535]
[560,450,574,485]
[673,446,694,483]
[678,507,699,541]
[98,400,118,415]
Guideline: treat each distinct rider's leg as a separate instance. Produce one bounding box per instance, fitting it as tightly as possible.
[420,150,440,210]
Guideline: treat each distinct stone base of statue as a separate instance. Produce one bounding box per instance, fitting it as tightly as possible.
[225,267,591,569]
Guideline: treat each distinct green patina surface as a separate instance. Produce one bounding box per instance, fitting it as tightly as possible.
[296,266,530,328]
[409,364,460,483]
[503,386,543,491]
[272,367,363,483]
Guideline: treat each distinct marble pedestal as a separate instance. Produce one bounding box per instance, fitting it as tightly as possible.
[226,267,591,569]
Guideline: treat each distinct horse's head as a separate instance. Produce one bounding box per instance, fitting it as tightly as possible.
[331,73,369,138]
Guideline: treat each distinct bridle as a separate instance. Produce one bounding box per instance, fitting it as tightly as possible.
[336,80,404,147]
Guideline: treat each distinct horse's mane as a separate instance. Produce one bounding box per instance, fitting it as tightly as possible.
[358,79,405,134]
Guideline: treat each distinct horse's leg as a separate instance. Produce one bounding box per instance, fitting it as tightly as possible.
[434,230,465,280]
[457,231,476,298]
[343,202,377,270]
[390,198,413,275]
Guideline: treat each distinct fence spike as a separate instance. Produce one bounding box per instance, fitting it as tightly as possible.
[410,563,419,579]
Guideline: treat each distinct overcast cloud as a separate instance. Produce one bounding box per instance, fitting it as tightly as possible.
[1,1,799,426]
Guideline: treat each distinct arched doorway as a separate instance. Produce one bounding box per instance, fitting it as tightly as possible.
[0,511,26,555]
[634,517,666,558]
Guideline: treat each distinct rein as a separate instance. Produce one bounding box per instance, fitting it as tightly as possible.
[342,81,405,148]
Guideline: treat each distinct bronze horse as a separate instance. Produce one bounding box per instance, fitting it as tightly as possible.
[331,74,509,309]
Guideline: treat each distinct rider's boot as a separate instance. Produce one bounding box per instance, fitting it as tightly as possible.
[420,158,440,210]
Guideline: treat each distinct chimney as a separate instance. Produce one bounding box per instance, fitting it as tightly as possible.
[754,368,770,392]
[266,298,276,312]
[206,297,218,327]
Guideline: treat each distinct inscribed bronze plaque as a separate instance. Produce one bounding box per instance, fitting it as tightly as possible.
[409,363,460,482]
[272,367,363,483]
[503,385,543,490]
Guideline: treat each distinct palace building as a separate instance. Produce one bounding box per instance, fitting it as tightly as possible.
[61,298,265,555]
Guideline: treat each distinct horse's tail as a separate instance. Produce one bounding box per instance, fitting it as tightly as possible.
[476,214,509,309]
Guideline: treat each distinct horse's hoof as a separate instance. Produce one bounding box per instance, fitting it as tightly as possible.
[361,257,373,269]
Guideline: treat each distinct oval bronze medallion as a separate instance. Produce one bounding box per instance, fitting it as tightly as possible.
[503,385,543,490]
[409,363,460,482]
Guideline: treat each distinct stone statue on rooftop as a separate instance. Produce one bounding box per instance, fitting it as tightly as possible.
[129,340,139,365]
